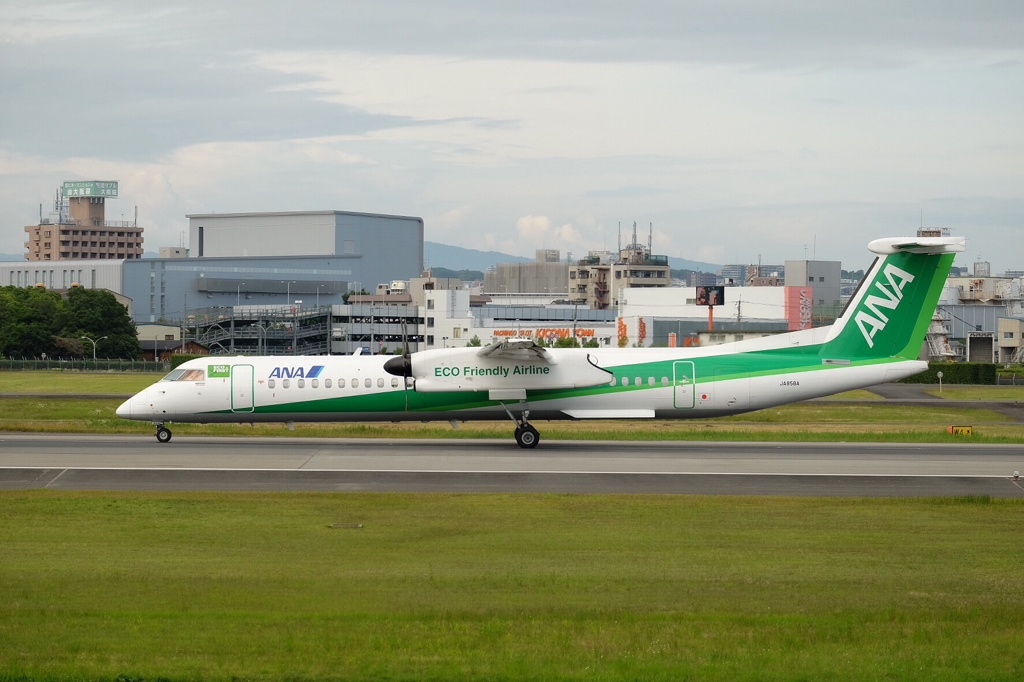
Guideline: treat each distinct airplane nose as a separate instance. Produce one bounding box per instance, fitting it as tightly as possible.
[116,399,132,419]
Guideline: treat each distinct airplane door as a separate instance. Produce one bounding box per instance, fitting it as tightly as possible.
[231,364,255,413]
[673,361,695,408]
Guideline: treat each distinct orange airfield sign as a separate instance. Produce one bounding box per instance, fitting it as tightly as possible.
[493,328,596,339]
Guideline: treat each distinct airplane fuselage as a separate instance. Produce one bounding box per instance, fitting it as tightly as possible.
[118,347,924,425]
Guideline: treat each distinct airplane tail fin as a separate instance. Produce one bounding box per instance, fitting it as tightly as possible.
[821,236,964,360]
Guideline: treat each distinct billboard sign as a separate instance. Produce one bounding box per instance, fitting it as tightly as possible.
[785,286,814,330]
[62,181,118,198]
[695,285,724,306]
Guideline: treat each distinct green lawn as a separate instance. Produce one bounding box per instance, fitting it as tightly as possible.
[921,386,1024,400]
[0,370,162,394]
[1,491,1022,681]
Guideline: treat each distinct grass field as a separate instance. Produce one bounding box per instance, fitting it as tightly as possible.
[2,491,1023,681]
[2,371,1023,680]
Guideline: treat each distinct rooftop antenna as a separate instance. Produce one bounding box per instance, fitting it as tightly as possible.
[617,222,621,253]
[648,222,652,254]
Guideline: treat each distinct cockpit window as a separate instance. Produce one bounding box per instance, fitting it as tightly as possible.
[161,368,205,382]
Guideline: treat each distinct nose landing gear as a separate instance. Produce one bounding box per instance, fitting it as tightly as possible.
[155,424,172,443]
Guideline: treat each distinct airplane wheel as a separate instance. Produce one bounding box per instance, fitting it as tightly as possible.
[515,424,540,449]
[156,426,172,443]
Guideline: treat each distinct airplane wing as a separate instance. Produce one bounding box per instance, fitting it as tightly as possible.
[476,339,553,362]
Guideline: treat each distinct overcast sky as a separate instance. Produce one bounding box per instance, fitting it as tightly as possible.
[2,1,1022,272]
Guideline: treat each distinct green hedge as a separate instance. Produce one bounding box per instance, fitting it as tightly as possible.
[899,362,997,384]
[169,354,206,370]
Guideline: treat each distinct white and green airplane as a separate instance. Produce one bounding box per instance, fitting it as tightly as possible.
[117,236,963,447]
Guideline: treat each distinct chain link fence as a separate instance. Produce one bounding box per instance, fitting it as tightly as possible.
[2,358,168,372]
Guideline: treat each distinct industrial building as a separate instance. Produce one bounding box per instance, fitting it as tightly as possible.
[483,249,569,298]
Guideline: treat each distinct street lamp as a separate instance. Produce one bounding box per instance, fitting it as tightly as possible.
[81,335,107,361]
[237,282,245,306]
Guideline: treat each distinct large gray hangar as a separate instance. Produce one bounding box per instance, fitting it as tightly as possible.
[123,211,424,323]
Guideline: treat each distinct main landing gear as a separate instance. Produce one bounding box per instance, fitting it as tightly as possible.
[500,402,540,449]
[154,423,172,443]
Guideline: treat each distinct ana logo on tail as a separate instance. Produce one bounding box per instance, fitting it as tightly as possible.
[854,263,915,348]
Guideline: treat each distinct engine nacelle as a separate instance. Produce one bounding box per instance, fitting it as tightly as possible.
[406,347,612,393]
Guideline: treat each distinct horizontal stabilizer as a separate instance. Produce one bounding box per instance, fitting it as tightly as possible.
[867,236,966,255]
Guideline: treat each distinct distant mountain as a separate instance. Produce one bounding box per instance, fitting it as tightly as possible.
[424,242,531,272]
[667,256,721,272]
[425,241,720,273]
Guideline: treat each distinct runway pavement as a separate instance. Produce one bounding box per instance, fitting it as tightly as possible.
[1,433,1021,497]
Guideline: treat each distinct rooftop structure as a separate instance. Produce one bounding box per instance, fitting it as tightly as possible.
[24,181,144,261]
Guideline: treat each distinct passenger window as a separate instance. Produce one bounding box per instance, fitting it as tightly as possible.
[377,378,384,388]
[661,377,668,386]
[621,377,628,387]
[648,377,655,386]
[324,379,331,388]
[339,378,346,388]
[283,379,290,389]
[364,378,372,388]
[391,378,399,388]
[352,378,358,388]
[268,379,275,389]
[634,377,641,387]
[312,379,319,388]
[298,379,305,389]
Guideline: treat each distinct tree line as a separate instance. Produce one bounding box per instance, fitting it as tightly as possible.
[0,286,141,359]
